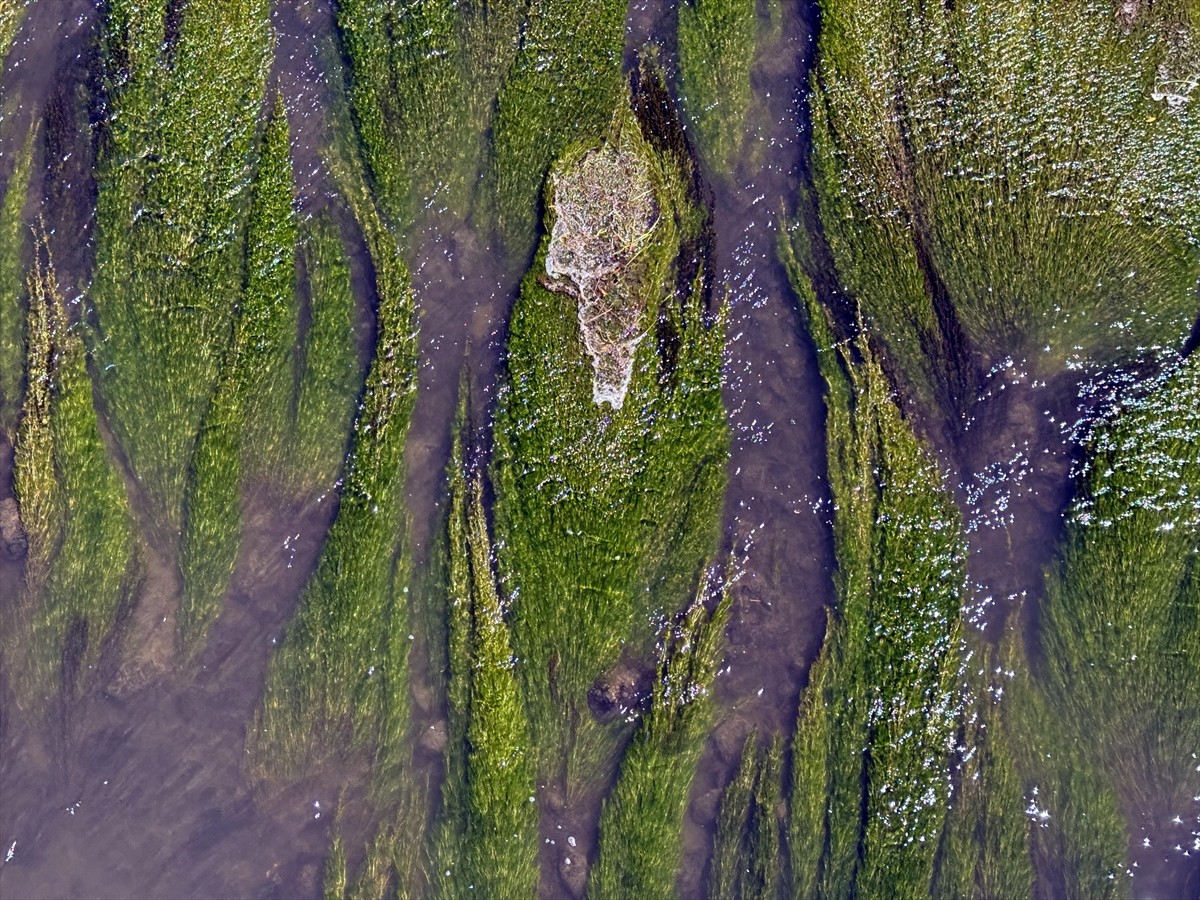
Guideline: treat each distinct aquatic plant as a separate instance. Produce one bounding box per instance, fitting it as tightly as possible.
[677,0,757,176]
[176,319,254,650]
[933,635,1033,900]
[786,609,833,900]
[322,831,348,900]
[12,234,65,606]
[336,0,468,229]
[483,0,627,255]
[430,416,538,899]
[1006,659,1128,899]
[492,70,727,784]
[237,97,300,484]
[0,0,27,58]
[784,260,967,898]
[322,808,430,900]
[949,353,1200,898]
[250,195,418,788]
[1040,354,1200,811]
[811,0,1200,412]
[708,733,784,900]
[589,588,730,899]
[93,0,271,529]
[286,211,361,497]
[177,97,303,649]
[0,123,36,431]
[9,238,138,712]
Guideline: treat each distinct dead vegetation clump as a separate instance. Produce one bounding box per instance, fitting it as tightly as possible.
[544,123,660,408]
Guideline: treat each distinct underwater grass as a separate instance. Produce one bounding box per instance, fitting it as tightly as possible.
[322,830,348,900]
[491,72,728,786]
[323,804,430,900]
[1006,651,1129,900]
[177,327,249,652]
[0,122,36,431]
[0,1,28,59]
[786,610,834,900]
[589,587,731,899]
[1039,355,1200,811]
[250,190,418,790]
[178,97,303,650]
[784,260,968,899]
[429,415,539,900]
[677,0,756,177]
[93,0,271,531]
[237,96,300,484]
[254,92,427,797]
[336,0,516,231]
[482,0,627,256]
[286,210,361,498]
[9,238,138,713]
[932,634,1033,900]
[12,234,65,606]
[811,0,1200,411]
[709,732,784,900]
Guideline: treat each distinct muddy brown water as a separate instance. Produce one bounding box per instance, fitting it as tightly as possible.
[1,2,1197,899]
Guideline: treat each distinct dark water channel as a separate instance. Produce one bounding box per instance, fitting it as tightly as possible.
[0,1,1195,899]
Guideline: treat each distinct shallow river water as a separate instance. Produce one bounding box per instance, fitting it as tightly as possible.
[0,1,1197,898]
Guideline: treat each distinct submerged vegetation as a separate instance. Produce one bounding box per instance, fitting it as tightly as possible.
[811,0,1200,410]
[933,637,1034,900]
[250,202,417,785]
[590,588,731,899]
[709,734,784,900]
[8,237,138,712]
[0,123,35,431]
[1035,354,1200,813]
[337,0,474,229]
[2,2,1198,897]
[287,211,360,497]
[337,0,627,252]
[93,0,271,529]
[484,0,628,254]
[236,98,302,487]
[178,100,298,649]
[677,0,757,176]
[0,1,26,60]
[785,260,968,897]
[492,66,728,784]
[430,414,539,899]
